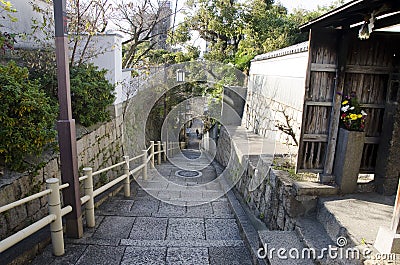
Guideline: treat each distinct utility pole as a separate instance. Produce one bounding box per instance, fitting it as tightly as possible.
[53,0,83,238]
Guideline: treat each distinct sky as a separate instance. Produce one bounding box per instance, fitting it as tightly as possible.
[276,0,339,12]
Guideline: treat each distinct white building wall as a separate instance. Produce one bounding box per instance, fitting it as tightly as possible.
[243,42,309,148]
[3,2,128,112]
[3,0,52,48]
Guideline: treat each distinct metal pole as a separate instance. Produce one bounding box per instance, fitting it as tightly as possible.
[53,0,83,238]
[46,178,65,256]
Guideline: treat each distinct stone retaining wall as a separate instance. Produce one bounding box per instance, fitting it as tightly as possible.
[215,126,231,167]
[216,126,316,231]
[0,116,124,240]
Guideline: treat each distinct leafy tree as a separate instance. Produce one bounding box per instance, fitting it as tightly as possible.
[173,0,344,73]
[145,46,200,65]
[175,0,245,64]
[0,61,57,170]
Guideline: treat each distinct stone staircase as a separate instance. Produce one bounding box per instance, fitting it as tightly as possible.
[254,192,395,265]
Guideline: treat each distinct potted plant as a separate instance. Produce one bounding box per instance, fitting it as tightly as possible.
[339,93,367,131]
[334,92,368,193]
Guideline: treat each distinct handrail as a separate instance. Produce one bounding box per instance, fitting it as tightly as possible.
[130,164,145,175]
[93,174,127,197]
[80,195,90,205]
[0,140,169,257]
[59,183,70,190]
[0,214,56,253]
[0,178,70,256]
[129,153,144,162]
[92,161,126,176]
[0,189,51,214]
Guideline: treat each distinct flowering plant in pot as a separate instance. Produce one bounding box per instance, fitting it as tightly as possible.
[339,92,368,132]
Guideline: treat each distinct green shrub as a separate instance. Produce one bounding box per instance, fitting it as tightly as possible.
[69,64,115,127]
[0,61,57,170]
[32,63,115,127]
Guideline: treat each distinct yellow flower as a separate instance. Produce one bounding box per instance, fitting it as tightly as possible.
[342,100,349,105]
[350,114,358,120]
[357,114,362,118]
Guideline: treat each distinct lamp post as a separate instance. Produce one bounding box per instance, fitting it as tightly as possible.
[53,0,83,238]
[176,69,185,83]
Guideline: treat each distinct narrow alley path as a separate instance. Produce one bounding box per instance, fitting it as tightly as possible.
[30,127,255,265]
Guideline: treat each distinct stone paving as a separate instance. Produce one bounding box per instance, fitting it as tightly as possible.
[30,139,254,265]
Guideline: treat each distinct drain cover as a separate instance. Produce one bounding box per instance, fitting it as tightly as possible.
[175,170,202,178]
[183,152,201,159]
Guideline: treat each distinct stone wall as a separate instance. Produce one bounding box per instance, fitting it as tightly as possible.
[0,116,125,240]
[215,126,231,167]
[216,126,316,231]
[375,102,400,195]
[235,157,316,231]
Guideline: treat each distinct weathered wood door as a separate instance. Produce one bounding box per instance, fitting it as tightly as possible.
[297,29,338,173]
[297,29,399,174]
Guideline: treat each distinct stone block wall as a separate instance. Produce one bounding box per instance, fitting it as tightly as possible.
[216,125,316,231]
[375,103,400,195]
[215,127,231,167]
[0,116,125,240]
[235,157,315,231]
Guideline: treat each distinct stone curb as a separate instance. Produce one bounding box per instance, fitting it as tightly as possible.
[210,159,267,265]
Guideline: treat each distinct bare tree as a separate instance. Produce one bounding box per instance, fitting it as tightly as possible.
[275,105,298,146]
[67,0,111,66]
[26,0,111,67]
[110,0,176,68]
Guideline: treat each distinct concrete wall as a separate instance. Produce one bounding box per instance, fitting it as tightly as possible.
[1,0,52,49]
[0,116,125,240]
[72,34,125,113]
[242,43,308,147]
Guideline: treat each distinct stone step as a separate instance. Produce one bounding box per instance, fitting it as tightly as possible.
[317,194,394,247]
[293,181,339,197]
[316,194,395,264]
[295,217,361,265]
[120,239,245,247]
[296,217,335,251]
[258,230,314,265]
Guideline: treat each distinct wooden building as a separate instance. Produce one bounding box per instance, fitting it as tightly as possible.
[298,0,400,194]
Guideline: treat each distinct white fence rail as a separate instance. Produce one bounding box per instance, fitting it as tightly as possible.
[0,141,185,257]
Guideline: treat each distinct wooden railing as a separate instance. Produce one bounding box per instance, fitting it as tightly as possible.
[0,141,184,257]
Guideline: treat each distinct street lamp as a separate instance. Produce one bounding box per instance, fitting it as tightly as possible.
[176,69,185,82]
[53,0,83,238]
